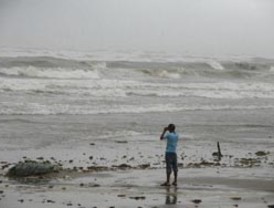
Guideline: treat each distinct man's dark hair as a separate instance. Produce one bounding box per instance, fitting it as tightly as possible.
[168,123,176,131]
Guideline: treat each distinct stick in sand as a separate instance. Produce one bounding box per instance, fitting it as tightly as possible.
[217,141,222,161]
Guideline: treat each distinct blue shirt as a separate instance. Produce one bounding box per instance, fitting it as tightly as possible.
[164,132,179,153]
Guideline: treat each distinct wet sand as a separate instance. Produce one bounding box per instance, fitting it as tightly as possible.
[1,168,274,208]
[1,111,274,208]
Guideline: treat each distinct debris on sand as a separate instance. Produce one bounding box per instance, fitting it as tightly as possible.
[6,160,60,177]
[112,164,132,169]
[115,140,128,144]
[230,197,242,201]
[129,196,146,200]
[191,199,202,204]
[255,151,270,157]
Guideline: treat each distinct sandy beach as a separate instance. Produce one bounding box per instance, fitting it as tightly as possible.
[1,111,274,208]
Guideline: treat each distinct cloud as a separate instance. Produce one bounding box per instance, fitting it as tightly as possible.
[0,0,273,57]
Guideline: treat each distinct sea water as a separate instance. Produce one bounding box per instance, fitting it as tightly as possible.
[0,48,274,168]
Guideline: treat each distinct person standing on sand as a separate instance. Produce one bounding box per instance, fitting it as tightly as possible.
[160,123,179,186]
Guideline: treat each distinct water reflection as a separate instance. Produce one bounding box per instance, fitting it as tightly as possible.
[165,186,177,205]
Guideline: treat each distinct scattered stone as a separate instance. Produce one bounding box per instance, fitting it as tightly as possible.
[268,205,274,208]
[37,157,44,160]
[87,166,109,171]
[88,183,100,187]
[117,194,126,197]
[114,164,131,169]
[129,196,146,200]
[1,164,10,169]
[235,158,260,167]
[18,199,24,203]
[230,197,242,201]
[47,199,55,203]
[48,185,54,189]
[255,151,270,157]
[115,140,128,144]
[80,183,84,187]
[67,202,73,206]
[69,160,73,163]
[138,164,150,169]
[90,143,95,145]
[0,190,3,194]
[233,204,238,207]
[89,156,93,160]
[191,199,202,204]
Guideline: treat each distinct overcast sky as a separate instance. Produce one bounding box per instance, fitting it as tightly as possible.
[0,0,274,57]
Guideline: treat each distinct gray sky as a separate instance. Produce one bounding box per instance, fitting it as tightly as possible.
[0,0,274,57]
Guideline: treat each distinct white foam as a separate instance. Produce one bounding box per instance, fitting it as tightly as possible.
[158,70,181,79]
[0,67,100,79]
[1,102,274,115]
[207,60,224,71]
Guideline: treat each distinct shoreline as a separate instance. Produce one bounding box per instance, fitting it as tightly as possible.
[1,167,274,208]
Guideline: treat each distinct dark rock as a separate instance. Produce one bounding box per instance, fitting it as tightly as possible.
[115,164,131,169]
[192,199,202,204]
[138,164,150,169]
[230,197,242,201]
[268,205,274,208]
[255,151,270,157]
[6,160,58,177]
[115,140,128,144]
[129,196,146,200]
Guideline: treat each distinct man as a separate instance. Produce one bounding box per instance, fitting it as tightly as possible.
[160,123,179,186]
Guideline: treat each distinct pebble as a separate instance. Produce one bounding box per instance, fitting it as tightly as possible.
[231,197,242,201]
[129,196,146,200]
[192,199,202,204]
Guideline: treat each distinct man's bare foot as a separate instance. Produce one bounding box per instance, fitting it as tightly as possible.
[161,182,170,186]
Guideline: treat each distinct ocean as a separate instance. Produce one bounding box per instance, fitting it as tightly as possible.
[0,48,274,169]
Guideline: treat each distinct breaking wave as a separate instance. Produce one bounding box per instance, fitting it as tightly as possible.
[0,56,274,80]
[1,102,274,115]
